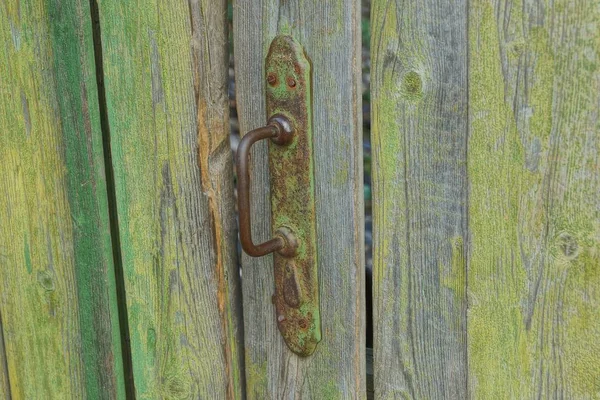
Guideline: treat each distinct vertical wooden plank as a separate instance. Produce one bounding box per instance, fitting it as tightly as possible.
[97,0,245,397]
[233,1,365,398]
[0,0,125,398]
[468,0,600,398]
[371,0,468,398]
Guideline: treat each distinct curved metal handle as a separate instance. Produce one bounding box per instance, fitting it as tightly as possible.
[235,115,297,257]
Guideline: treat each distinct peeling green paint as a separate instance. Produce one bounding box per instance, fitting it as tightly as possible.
[98,0,243,398]
[0,0,125,398]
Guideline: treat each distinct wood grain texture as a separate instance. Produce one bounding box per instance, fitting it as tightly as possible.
[233,1,365,398]
[0,0,125,398]
[97,0,245,397]
[468,0,600,398]
[0,314,9,399]
[370,0,468,398]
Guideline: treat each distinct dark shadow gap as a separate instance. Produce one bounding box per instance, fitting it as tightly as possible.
[0,312,12,400]
[88,1,136,398]
[361,1,374,398]
[464,0,471,397]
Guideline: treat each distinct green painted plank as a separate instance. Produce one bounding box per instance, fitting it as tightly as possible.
[233,0,366,398]
[371,0,468,397]
[97,0,245,397]
[0,0,125,398]
[468,0,600,397]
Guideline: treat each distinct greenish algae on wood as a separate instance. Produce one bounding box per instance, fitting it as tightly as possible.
[97,0,244,397]
[371,0,469,398]
[0,0,125,398]
[468,0,600,398]
[234,0,365,398]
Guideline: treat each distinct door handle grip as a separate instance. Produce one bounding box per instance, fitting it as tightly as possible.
[235,115,297,258]
[234,35,321,357]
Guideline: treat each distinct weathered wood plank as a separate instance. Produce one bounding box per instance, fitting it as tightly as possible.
[0,314,9,399]
[0,0,125,398]
[468,0,600,397]
[97,0,245,397]
[233,1,365,398]
[370,0,469,398]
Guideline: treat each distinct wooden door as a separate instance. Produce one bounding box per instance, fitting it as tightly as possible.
[1,0,599,399]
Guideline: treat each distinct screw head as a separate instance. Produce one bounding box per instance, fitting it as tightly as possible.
[286,76,297,88]
[267,73,277,86]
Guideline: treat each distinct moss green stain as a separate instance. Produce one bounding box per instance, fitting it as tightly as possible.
[318,379,343,400]
[468,2,532,397]
[528,27,554,143]
[245,354,268,397]
[98,0,244,398]
[469,0,600,398]
[24,234,32,274]
[47,0,126,398]
[0,0,124,398]
[98,0,190,395]
[400,71,423,101]
[440,237,466,299]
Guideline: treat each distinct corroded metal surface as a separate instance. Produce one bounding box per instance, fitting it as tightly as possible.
[236,123,289,257]
[266,35,321,356]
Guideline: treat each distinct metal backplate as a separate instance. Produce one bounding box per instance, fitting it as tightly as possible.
[265,35,321,356]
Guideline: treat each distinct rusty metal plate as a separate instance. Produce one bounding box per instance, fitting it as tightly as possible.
[265,35,321,356]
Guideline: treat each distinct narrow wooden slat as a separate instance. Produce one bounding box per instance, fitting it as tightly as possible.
[233,1,365,398]
[97,0,244,397]
[0,0,125,398]
[371,0,468,398]
[468,0,600,397]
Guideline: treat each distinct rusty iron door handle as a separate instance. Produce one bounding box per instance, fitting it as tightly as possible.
[235,116,297,258]
[234,35,321,357]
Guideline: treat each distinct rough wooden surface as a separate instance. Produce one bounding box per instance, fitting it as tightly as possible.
[233,1,365,398]
[371,0,469,398]
[0,0,125,398]
[97,0,245,397]
[468,0,600,398]
[0,314,9,399]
